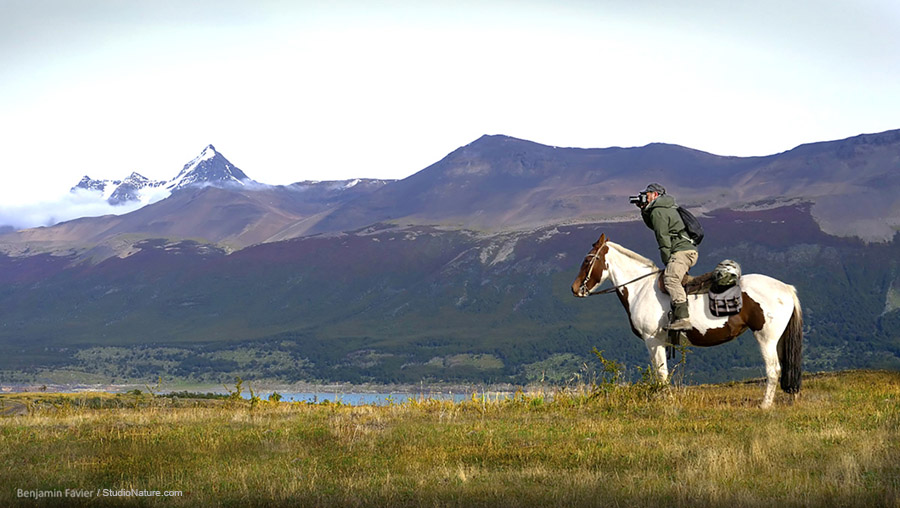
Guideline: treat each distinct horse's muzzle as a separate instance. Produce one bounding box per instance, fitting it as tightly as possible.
[572,283,590,298]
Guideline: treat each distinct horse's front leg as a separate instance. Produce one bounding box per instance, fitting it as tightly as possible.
[645,335,670,383]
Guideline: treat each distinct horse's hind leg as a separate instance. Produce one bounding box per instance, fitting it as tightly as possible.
[756,331,781,409]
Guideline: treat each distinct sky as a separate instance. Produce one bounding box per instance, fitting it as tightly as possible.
[1,0,899,228]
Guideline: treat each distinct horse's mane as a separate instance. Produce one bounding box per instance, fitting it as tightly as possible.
[605,241,658,270]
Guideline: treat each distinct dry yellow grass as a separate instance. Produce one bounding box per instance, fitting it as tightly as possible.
[0,370,898,507]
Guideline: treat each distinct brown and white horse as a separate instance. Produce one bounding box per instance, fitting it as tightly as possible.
[571,234,803,408]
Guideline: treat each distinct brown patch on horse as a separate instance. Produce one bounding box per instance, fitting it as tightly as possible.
[614,286,643,338]
[686,293,766,347]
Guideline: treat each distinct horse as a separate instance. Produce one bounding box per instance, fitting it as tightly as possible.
[571,234,803,408]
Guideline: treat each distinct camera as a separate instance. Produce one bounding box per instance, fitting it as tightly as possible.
[629,193,648,206]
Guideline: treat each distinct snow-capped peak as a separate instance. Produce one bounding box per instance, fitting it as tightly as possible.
[172,145,219,181]
[197,144,218,163]
[72,173,164,204]
[70,145,252,206]
[73,175,115,195]
[167,144,251,191]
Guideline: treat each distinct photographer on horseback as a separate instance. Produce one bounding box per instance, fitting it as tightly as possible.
[632,183,698,330]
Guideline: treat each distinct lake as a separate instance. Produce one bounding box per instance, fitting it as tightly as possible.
[246,390,511,406]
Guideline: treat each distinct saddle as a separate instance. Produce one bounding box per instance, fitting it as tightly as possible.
[657,271,715,295]
[658,260,743,317]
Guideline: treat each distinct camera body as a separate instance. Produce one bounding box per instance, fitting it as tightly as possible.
[629,193,649,206]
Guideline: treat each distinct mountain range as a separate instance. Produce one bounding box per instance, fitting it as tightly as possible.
[7,129,900,261]
[10,145,392,255]
[0,130,898,386]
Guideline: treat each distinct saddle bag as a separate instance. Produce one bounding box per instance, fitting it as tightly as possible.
[708,260,743,317]
[709,284,742,316]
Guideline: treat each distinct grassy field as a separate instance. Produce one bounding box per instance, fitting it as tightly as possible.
[1,370,898,507]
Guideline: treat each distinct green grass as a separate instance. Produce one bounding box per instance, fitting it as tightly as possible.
[1,370,898,507]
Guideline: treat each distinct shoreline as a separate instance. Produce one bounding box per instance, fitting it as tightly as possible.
[0,380,527,396]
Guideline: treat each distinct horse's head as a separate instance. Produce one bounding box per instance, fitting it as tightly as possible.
[571,234,610,297]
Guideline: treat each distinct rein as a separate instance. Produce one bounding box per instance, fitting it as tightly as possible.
[578,242,662,296]
[587,269,662,296]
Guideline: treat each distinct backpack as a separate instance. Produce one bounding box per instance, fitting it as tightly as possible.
[676,206,704,246]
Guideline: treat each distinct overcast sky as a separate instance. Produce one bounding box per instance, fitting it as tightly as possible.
[1,0,899,226]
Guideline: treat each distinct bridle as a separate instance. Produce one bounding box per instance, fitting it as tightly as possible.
[579,245,662,296]
[578,247,605,296]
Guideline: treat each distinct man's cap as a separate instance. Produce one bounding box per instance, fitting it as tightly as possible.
[644,183,666,194]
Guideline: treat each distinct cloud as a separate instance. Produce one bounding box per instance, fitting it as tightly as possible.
[0,188,166,230]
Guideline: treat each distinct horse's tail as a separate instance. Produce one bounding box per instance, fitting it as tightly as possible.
[778,286,803,394]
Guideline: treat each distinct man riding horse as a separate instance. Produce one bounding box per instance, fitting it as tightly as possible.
[634,183,697,331]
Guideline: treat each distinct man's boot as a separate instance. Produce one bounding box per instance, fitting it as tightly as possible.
[667,301,692,331]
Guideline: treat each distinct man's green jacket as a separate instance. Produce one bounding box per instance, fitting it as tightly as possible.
[640,194,696,264]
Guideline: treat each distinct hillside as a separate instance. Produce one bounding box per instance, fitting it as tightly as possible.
[1,204,898,385]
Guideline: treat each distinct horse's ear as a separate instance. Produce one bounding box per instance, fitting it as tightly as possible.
[594,234,607,247]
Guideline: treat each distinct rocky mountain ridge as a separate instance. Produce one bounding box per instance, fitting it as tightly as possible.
[73,172,167,205]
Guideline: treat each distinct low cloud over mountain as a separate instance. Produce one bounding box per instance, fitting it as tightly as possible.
[0,187,163,230]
